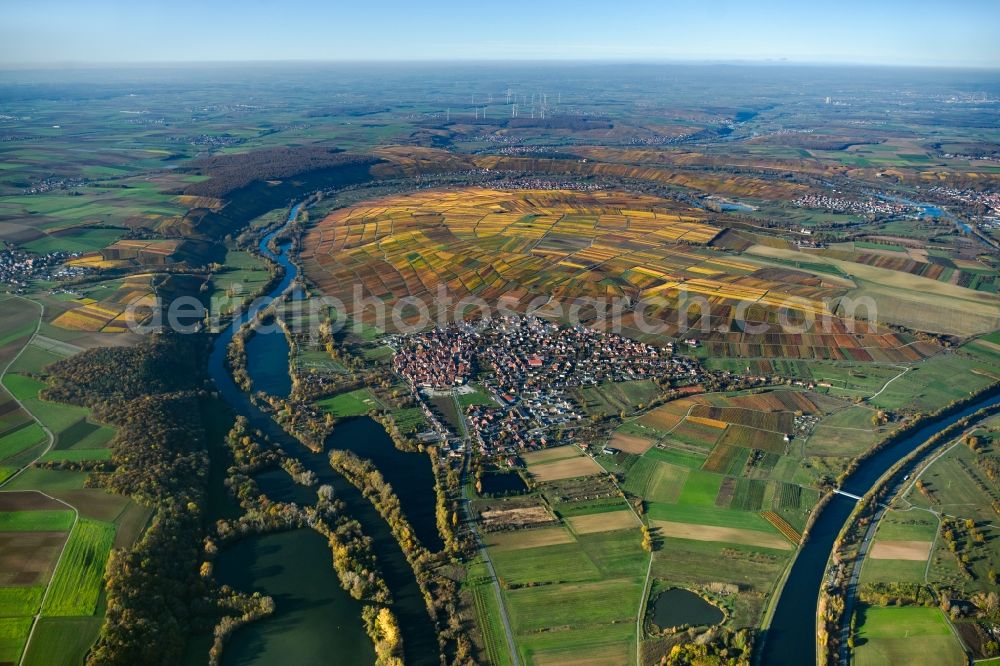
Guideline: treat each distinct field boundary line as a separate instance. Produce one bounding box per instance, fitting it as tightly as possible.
[457,396,520,666]
[605,462,650,666]
[0,296,56,490]
[16,491,80,666]
[0,296,84,666]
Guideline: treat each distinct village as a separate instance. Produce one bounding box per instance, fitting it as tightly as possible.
[391,314,703,458]
[792,193,922,217]
[0,246,81,292]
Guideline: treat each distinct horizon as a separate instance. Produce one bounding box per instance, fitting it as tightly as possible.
[2,58,1000,72]
[2,0,999,68]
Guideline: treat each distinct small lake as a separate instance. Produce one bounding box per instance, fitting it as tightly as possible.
[328,417,445,552]
[253,466,316,506]
[480,471,528,496]
[652,588,724,629]
[214,528,374,666]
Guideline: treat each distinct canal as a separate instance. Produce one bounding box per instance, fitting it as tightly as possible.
[761,388,1000,665]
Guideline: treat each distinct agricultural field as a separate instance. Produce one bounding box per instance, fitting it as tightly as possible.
[887,426,1000,596]
[852,607,965,666]
[49,273,157,334]
[859,511,939,586]
[0,298,44,470]
[0,492,77,663]
[486,510,647,665]
[42,517,115,616]
[20,617,104,666]
[627,387,873,488]
[207,248,273,317]
[301,187,949,362]
[523,445,604,483]
[315,387,377,417]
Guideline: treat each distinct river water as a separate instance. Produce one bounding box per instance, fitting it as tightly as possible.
[205,205,439,666]
[761,388,1000,665]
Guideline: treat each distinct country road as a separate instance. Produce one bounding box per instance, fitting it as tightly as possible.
[455,390,521,666]
[0,296,82,666]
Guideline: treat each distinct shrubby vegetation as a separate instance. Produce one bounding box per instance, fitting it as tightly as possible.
[329,449,476,664]
[362,605,404,666]
[660,628,753,665]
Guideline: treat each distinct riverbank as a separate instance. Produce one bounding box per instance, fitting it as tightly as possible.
[760,384,1000,666]
[203,204,440,665]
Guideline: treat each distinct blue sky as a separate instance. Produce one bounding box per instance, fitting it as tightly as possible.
[2,0,998,67]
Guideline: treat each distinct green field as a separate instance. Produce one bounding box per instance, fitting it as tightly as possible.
[0,586,43,617]
[895,432,1000,595]
[0,616,33,664]
[38,447,112,463]
[388,407,428,436]
[853,607,965,666]
[466,559,514,666]
[209,249,273,315]
[860,510,938,588]
[484,503,646,664]
[456,384,496,408]
[22,227,124,255]
[5,468,89,492]
[866,353,1000,412]
[575,380,661,418]
[315,388,376,417]
[0,510,74,532]
[41,518,115,616]
[21,616,102,666]
[2,374,89,435]
[0,423,47,463]
[675,469,724,506]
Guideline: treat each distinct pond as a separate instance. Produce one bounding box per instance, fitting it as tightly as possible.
[214,529,374,666]
[652,588,724,629]
[479,471,528,496]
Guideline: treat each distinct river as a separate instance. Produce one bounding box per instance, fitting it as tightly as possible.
[204,204,439,666]
[760,388,1000,665]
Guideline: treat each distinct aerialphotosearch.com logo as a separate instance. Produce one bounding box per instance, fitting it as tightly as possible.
[122,283,881,340]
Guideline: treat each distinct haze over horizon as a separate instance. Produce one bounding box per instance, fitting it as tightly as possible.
[2,0,999,68]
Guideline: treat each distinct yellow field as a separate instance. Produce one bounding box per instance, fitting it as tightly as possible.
[870,540,933,561]
[529,456,605,483]
[484,527,575,551]
[651,519,792,551]
[51,275,155,333]
[522,445,584,465]
[302,187,941,361]
[566,510,640,534]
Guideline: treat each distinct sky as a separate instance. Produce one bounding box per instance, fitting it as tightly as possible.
[2,0,998,68]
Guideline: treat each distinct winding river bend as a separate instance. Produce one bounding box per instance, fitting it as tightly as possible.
[206,204,439,666]
[207,205,1000,666]
[761,388,1000,665]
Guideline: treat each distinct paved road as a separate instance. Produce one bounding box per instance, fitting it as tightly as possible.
[454,391,520,666]
[460,457,520,666]
[837,427,977,666]
[837,501,884,666]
